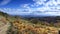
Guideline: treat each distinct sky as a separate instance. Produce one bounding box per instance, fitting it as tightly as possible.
[0,0,60,17]
[0,0,34,8]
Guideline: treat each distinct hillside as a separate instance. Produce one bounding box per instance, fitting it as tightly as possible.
[0,11,60,34]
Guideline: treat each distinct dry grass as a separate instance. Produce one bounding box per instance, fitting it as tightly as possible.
[0,16,10,34]
[0,12,60,34]
[7,19,59,34]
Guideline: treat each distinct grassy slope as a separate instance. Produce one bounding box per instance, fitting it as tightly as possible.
[0,12,60,34]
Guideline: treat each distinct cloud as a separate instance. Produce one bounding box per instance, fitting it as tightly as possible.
[0,0,11,6]
[0,0,60,16]
[33,0,46,6]
[17,0,60,16]
[21,0,60,11]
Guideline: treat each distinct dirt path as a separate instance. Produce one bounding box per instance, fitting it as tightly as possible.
[0,16,10,34]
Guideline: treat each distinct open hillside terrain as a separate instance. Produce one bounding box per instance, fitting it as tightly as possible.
[0,11,60,34]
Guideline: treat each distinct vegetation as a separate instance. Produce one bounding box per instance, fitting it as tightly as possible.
[0,11,60,34]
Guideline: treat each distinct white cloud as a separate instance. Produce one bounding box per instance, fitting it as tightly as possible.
[21,4,29,8]
[0,0,11,6]
[18,0,60,16]
[33,0,47,6]
[0,0,60,16]
[20,0,60,12]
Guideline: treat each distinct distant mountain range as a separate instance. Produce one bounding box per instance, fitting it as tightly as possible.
[0,11,60,23]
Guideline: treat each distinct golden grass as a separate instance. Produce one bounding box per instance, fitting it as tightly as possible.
[0,13,60,34]
[7,19,59,34]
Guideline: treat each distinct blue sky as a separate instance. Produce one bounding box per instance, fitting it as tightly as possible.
[0,0,51,8]
[0,0,60,17]
[0,0,59,8]
[0,0,34,8]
